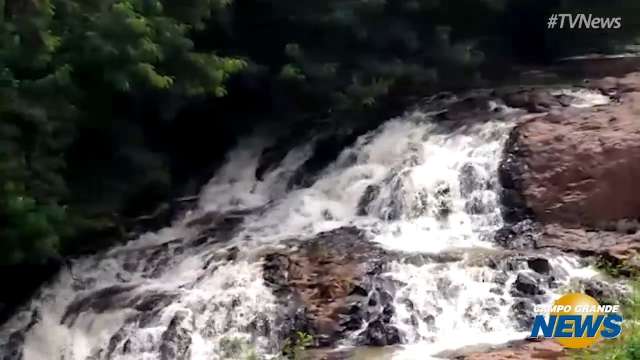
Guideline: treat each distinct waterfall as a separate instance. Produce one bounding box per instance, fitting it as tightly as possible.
[1,91,609,360]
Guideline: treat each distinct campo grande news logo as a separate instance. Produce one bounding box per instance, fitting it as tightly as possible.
[529,293,623,348]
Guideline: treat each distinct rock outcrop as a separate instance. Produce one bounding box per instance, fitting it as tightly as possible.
[536,225,640,274]
[500,72,640,272]
[502,73,640,228]
[262,227,400,348]
[454,339,567,360]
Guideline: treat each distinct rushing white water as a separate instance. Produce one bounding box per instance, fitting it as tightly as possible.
[0,90,611,360]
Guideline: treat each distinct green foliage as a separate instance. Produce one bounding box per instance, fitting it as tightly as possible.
[573,285,640,360]
[0,0,244,265]
[596,257,639,278]
[282,331,313,360]
[0,182,66,265]
[263,0,491,120]
[215,332,313,360]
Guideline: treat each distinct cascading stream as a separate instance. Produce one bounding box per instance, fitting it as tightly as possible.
[0,90,610,360]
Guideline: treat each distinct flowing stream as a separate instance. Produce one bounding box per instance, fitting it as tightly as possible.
[0,91,611,360]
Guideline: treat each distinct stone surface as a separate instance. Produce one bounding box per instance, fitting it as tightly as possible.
[497,73,640,274]
[458,339,567,360]
[262,227,400,348]
[357,184,381,216]
[536,224,640,273]
[500,88,565,113]
[503,76,640,227]
[587,72,640,95]
[159,311,192,360]
[513,273,544,296]
[526,258,551,275]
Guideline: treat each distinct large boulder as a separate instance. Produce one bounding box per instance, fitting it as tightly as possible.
[502,75,640,228]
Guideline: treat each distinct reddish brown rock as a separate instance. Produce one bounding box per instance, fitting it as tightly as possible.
[263,227,398,347]
[505,80,640,228]
[587,72,640,95]
[501,88,564,113]
[536,225,640,273]
[459,339,567,360]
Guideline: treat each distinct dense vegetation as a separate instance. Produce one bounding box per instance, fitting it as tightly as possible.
[1,0,639,269]
[574,285,640,360]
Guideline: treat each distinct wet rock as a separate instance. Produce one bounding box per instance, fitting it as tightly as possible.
[226,246,239,261]
[536,224,640,273]
[340,308,364,332]
[465,195,486,215]
[459,163,483,197]
[513,273,544,296]
[498,128,533,224]
[322,209,334,220]
[128,291,178,313]
[122,339,132,354]
[358,319,400,346]
[511,300,535,331]
[357,185,380,216]
[125,195,200,238]
[61,285,137,325]
[444,95,493,121]
[159,311,192,360]
[305,348,357,360]
[500,88,561,113]
[403,142,425,167]
[262,227,394,348]
[2,331,24,360]
[493,272,509,286]
[263,253,293,297]
[185,211,246,248]
[410,189,430,218]
[424,314,436,331]
[186,210,241,229]
[246,313,272,339]
[61,287,178,328]
[105,327,128,358]
[587,72,640,95]
[527,258,551,275]
[494,220,540,250]
[128,203,172,235]
[255,144,293,181]
[0,309,39,357]
[349,285,369,297]
[434,183,452,219]
[288,129,379,189]
[448,339,566,360]
[382,175,408,221]
[575,279,626,305]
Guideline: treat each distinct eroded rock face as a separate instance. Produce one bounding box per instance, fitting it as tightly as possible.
[502,76,640,228]
[262,227,400,348]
